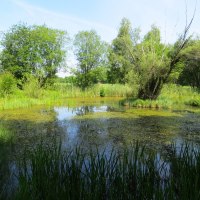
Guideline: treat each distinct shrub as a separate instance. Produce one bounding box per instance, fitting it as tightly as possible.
[23,75,43,98]
[0,73,17,97]
[100,88,105,97]
[185,98,200,107]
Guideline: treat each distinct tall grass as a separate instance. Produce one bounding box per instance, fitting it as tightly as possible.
[161,84,199,105]
[122,84,200,109]
[53,83,134,98]
[0,84,133,110]
[9,142,200,200]
[0,83,199,110]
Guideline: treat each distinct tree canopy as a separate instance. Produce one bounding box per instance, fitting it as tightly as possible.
[0,17,197,100]
[73,30,108,89]
[108,18,137,84]
[108,18,193,99]
[178,38,200,88]
[0,24,67,86]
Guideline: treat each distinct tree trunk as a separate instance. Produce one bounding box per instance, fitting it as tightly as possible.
[137,13,194,100]
[138,77,163,100]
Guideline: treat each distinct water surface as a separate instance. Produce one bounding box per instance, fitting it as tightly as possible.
[0,98,200,151]
[1,98,200,194]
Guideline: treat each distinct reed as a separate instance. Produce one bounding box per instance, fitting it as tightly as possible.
[10,142,200,200]
[0,84,133,110]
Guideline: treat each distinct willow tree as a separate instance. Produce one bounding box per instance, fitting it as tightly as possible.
[135,25,171,99]
[126,18,194,100]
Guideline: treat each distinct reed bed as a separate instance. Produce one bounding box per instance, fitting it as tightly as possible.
[0,83,199,110]
[5,142,199,200]
[0,84,133,110]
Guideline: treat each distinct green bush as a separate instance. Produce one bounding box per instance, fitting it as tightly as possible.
[185,98,200,107]
[23,75,43,98]
[100,88,105,97]
[0,73,17,97]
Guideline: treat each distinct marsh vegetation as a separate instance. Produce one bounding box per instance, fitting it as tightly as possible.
[0,15,200,199]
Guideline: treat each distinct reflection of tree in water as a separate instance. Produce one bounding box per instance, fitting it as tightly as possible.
[74,106,94,116]
[1,106,200,197]
[0,142,11,198]
[72,105,118,116]
[179,112,200,143]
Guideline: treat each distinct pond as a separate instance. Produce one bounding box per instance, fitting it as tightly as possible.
[1,98,200,151]
[0,97,200,193]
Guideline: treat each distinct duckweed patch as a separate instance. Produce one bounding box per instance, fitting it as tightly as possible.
[0,108,55,123]
[74,108,182,120]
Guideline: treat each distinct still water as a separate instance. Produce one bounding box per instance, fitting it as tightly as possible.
[0,98,200,193]
[0,98,200,152]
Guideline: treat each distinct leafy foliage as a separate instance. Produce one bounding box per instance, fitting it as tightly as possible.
[178,38,200,88]
[73,30,108,89]
[0,72,17,97]
[0,23,67,86]
[135,25,171,99]
[108,18,138,84]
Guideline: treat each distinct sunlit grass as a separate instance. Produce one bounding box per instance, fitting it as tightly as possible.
[122,84,200,109]
[0,84,133,110]
[54,83,134,98]
[0,83,199,110]
[160,84,199,105]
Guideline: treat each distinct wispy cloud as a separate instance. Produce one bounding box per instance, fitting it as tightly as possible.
[11,0,117,42]
[8,0,200,44]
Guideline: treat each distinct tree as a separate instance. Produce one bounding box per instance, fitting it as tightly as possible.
[135,25,171,99]
[178,38,200,88]
[125,19,194,99]
[0,23,67,86]
[108,18,138,84]
[73,30,107,89]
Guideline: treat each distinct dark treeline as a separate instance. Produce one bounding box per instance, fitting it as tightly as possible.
[0,17,199,100]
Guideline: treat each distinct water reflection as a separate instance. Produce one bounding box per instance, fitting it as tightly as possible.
[0,102,200,198]
[55,105,111,119]
[53,106,200,150]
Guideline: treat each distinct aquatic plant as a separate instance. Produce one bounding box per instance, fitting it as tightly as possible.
[11,142,200,200]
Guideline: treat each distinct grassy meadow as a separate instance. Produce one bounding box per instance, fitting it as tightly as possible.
[0,81,200,110]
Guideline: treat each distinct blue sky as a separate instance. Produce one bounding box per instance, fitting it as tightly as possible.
[0,0,199,43]
[0,0,199,77]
